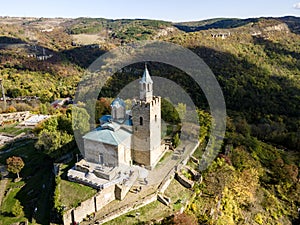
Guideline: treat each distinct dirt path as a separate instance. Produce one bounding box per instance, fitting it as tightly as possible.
[0,178,8,207]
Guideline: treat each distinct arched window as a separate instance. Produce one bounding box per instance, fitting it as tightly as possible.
[147,84,150,91]
[155,115,157,122]
[140,117,143,125]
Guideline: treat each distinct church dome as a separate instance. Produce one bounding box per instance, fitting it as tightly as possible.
[111,97,126,108]
[111,97,126,122]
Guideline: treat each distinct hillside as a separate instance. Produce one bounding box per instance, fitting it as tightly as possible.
[0,16,299,224]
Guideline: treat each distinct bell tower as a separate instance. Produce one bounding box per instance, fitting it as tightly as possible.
[132,65,163,169]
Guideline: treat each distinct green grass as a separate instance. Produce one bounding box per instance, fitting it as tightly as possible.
[60,180,97,209]
[55,156,97,210]
[104,179,193,225]
[0,182,27,225]
[0,123,31,136]
[164,179,193,206]
[103,200,171,225]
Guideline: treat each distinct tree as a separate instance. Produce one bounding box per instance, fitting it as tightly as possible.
[39,103,49,115]
[173,213,197,225]
[12,200,24,217]
[95,97,111,123]
[7,88,22,98]
[72,107,90,135]
[161,213,197,225]
[42,116,59,132]
[35,115,74,158]
[173,132,181,148]
[6,105,17,113]
[161,99,180,124]
[35,129,73,158]
[57,115,73,135]
[176,103,186,121]
[6,156,24,179]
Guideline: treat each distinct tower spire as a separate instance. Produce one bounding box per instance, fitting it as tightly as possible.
[139,64,153,102]
[141,63,153,84]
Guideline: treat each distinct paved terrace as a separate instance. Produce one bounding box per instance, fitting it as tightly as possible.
[68,161,142,189]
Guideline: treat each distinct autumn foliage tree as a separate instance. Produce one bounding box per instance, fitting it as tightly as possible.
[161,213,198,225]
[6,156,25,179]
[95,97,111,123]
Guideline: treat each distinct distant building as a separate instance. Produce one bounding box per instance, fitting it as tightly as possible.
[51,97,72,108]
[211,32,231,39]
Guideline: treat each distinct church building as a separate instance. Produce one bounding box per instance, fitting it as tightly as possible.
[68,66,165,189]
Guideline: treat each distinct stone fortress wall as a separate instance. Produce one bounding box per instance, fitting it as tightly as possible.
[63,142,200,225]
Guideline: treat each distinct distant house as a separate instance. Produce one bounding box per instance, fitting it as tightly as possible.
[211,32,231,39]
[51,97,72,108]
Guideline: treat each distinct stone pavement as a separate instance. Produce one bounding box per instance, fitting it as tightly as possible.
[146,140,199,186]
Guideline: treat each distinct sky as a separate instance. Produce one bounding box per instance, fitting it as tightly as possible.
[0,0,300,22]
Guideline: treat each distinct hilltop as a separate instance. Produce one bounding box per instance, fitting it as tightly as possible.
[0,16,299,224]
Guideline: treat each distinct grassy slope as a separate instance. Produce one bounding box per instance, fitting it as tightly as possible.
[188,149,299,224]
[104,178,193,225]
[0,142,54,225]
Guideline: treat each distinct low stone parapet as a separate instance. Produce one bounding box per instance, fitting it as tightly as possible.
[175,172,194,189]
[157,193,171,206]
[184,165,201,181]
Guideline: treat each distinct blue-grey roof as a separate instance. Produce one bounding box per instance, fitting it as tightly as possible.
[99,115,112,123]
[101,122,120,131]
[140,66,153,84]
[84,122,132,146]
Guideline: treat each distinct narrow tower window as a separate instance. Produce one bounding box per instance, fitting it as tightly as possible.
[155,115,157,122]
[140,117,143,125]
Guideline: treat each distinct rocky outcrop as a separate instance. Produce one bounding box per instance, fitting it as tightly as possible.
[263,23,289,33]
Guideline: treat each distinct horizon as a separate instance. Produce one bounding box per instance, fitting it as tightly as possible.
[0,0,300,22]
[1,14,300,23]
